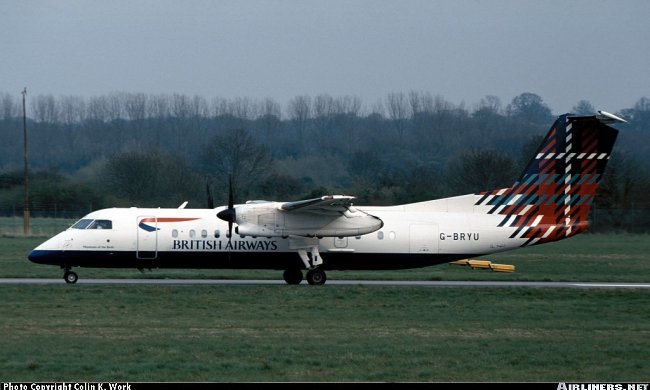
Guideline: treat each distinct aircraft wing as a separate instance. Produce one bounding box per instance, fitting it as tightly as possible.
[280,195,356,213]
[233,195,382,238]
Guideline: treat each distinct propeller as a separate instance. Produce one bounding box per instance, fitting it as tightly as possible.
[216,176,236,241]
[206,181,214,209]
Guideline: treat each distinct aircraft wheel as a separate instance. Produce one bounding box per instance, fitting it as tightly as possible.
[283,269,303,285]
[63,271,78,284]
[306,269,326,285]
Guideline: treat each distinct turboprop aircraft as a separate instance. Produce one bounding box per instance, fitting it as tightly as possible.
[28,111,626,285]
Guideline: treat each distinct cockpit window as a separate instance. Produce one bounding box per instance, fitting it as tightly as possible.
[88,220,112,229]
[70,219,112,230]
[71,219,93,229]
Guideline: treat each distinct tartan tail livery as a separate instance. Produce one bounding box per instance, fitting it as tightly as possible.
[28,110,626,285]
[475,110,624,247]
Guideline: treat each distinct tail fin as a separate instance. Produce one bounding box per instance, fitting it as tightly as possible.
[476,111,621,246]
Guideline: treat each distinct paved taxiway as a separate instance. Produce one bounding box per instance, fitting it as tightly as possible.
[1,278,649,289]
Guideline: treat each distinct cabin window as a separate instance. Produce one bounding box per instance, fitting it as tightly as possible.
[88,220,112,230]
[201,229,208,238]
[389,231,396,240]
[214,230,220,238]
[71,219,93,229]
[377,231,384,240]
[172,229,178,238]
[189,229,196,238]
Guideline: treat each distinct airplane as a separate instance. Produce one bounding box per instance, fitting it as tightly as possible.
[28,110,626,285]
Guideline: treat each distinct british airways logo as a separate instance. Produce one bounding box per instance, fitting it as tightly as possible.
[138,217,200,232]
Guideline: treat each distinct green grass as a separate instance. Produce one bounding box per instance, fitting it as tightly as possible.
[1,285,648,382]
[2,225,649,382]
[0,216,76,238]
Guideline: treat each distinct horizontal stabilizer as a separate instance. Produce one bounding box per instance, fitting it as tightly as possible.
[595,110,628,124]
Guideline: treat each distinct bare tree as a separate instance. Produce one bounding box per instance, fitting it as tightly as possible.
[333,95,362,154]
[124,93,147,148]
[260,97,282,144]
[148,94,170,118]
[200,128,273,200]
[189,95,210,140]
[146,94,171,149]
[477,95,502,115]
[313,94,335,148]
[106,92,125,122]
[87,95,108,123]
[447,149,517,193]
[287,95,312,149]
[32,94,58,123]
[210,96,229,118]
[124,93,147,122]
[101,150,202,207]
[229,97,257,122]
[172,93,190,120]
[369,98,385,118]
[386,92,410,141]
[59,95,86,125]
[408,91,421,116]
[1,92,18,120]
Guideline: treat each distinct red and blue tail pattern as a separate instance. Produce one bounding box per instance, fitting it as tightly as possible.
[475,114,619,247]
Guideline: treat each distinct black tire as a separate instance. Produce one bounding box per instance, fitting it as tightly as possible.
[63,271,78,284]
[283,269,303,285]
[306,269,326,285]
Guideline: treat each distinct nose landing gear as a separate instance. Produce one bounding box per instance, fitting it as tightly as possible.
[63,269,78,284]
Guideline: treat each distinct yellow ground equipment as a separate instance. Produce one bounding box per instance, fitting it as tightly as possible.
[449,259,515,273]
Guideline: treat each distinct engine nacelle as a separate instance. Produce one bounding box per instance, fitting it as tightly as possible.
[233,203,383,238]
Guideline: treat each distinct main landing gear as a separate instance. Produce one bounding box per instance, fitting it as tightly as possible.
[306,268,326,285]
[284,237,327,285]
[282,268,327,285]
[63,268,78,284]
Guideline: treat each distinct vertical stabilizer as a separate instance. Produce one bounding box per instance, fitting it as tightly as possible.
[475,112,620,246]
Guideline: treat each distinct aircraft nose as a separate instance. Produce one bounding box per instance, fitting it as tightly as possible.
[28,249,44,263]
[28,249,60,265]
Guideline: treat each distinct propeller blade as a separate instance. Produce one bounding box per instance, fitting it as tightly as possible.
[228,175,234,209]
[216,175,236,241]
[206,181,214,209]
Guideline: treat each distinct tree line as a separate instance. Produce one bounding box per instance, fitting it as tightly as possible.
[0,90,648,232]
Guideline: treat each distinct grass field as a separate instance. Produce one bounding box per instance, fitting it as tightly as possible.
[1,285,648,382]
[1,223,649,382]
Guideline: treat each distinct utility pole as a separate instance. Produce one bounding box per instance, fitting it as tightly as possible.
[22,87,30,236]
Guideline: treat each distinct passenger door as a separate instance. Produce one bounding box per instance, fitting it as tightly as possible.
[136,215,158,259]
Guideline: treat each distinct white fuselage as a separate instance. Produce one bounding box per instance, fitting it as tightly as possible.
[29,193,529,271]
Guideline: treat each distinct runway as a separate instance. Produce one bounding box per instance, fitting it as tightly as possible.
[1,278,650,289]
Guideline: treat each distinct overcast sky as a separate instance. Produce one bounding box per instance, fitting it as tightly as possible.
[3,0,649,115]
